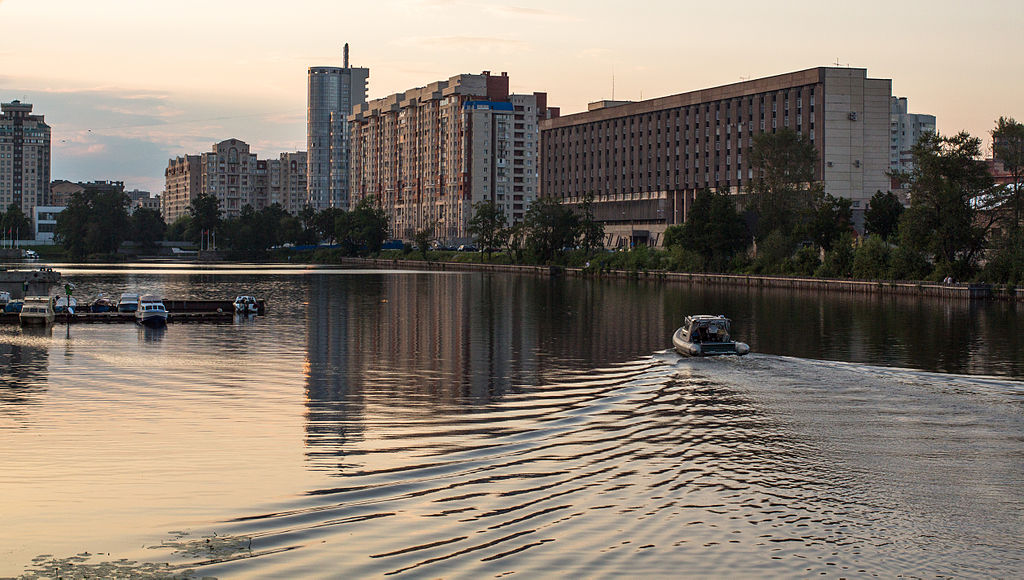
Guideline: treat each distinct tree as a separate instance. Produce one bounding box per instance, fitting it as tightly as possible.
[670,190,748,271]
[523,196,579,263]
[578,193,605,253]
[54,190,130,258]
[1,204,31,241]
[895,131,995,279]
[801,192,853,251]
[749,128,820,237]
[130,207,166,249]
[413,224,434,260]
[467,200,507,260]
[864,190,904,240]
[187,193,221,246]
[992,116,1024,230]
[338,197,389,256]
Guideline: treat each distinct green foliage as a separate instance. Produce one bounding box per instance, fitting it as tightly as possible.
[895,131,994,280]
[815,234,854,278]
[166,214,191,241]
[889,226,933,281]
[789,245,821,276]
[414,224,434,260]
[54,190,131,259]
[130,208,166,249]
[800,192,852,251]
[852,235,892,279]
[186,193,222,243]
[749,128,819,237]
[992,116,1024,230]
[864,190,904,240]
[221,203,302,253]
[334,197,390,256]
[982,229,1024,284]
[0,203,31,239]
[523,196,579,263]
[750,230,797,274]
[467,201,507,260]
[671,190,749,272]
[577,193,605,253]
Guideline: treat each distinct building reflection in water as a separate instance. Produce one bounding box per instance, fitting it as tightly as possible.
[0,326,51,412]
[301,273,670,471]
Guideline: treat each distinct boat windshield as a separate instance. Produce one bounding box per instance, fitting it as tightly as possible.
[688,319,731,343]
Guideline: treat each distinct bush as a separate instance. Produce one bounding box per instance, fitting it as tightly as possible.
[851,235,891,279]
[815,234,854,278]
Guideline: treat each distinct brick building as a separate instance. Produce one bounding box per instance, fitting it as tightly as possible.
[349,71,557,243]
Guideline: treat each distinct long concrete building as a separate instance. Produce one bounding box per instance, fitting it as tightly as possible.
[349,71,558,243]
[540,67,891,246]
[0,100,50,228]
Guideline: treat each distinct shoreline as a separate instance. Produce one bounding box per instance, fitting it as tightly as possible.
[335,256,1021,302]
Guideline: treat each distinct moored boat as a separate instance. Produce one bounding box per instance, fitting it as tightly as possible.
[55,296,78,314]
[20,296,55,325]
[117,293,140,313]
[672,315,750,357]
[90,294,113,313]
[0,291,10,309]
[233,295,259,314]
[135,295,168,326]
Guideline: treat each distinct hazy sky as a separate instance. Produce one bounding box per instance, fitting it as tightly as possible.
[1,0,1020,193]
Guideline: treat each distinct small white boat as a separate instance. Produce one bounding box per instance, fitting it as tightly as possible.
[55,296,78,314]
[233,295,259,314]
[117,293,140,313]
[20,296,55,325]
[673,315,750,357]
[135,294,168,326]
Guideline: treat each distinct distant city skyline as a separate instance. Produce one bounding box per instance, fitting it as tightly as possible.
[1,0,1019,194]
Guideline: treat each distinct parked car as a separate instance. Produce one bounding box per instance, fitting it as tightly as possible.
[457,245,478,252]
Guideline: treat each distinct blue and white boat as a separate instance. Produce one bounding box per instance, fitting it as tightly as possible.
[673,315,750,357]
[135,295,168,327]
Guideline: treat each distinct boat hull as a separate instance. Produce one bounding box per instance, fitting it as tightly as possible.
[672,327,749,357]
[136,312,168,327]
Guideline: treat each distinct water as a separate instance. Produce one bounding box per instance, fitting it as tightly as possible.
[1,264,1022,577]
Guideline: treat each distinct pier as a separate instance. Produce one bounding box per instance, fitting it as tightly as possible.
[0,299,265,324]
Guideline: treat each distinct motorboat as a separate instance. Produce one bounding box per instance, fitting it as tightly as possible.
[0,291,10,308]
[90,294,113,313]
[55,296,78,314]
[672,315,750,357]
[117,293,140,313]
[135,294,168,326]
[5,300,23,313]
[233,295,259,314]
[20,296,55,325]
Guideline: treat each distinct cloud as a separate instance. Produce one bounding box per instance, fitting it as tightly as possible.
[486,5,574,21]
[401,35,529,51]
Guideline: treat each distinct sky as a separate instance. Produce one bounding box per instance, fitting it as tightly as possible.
[1,0,1020,194]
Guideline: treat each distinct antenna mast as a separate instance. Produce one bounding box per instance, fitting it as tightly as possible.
[344,43,350,68]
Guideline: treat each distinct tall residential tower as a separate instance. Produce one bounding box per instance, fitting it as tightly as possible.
[307,43,369,211]
[0,100,50,229]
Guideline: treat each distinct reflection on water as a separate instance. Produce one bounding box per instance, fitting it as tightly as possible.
[0,266,1022,578]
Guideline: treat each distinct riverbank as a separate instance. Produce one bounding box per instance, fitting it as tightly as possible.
[336,256,1022,302]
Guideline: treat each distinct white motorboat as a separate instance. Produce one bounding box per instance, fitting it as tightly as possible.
[20,296,55,325]
[0,291,10,309]
[233,295,259,314]
[135,294,168,326]
[117,293,140,313]
[55,296,78,314]
[672,315,750,357]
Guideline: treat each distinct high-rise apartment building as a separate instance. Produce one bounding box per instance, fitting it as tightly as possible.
[1,100,50,227]
[267,151,308,215]
[890,96,936,174]
[349,71,557,242]
[163,155,201,223]
[164,140,307,223]
[307,43,369,211]
[540,67,891,245]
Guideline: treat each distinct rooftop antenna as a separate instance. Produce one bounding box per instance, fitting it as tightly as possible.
[344,43,349,68]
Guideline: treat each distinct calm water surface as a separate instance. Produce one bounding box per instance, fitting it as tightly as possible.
[1,263,1022,578]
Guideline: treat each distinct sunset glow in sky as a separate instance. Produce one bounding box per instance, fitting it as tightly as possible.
[1,0,1020,193]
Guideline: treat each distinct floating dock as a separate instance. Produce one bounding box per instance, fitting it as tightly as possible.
[0,299,265,324]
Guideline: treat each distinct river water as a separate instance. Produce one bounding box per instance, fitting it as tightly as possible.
[1,264,1022,578]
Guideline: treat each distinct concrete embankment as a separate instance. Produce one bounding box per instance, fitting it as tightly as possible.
[337,257,1021,302]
